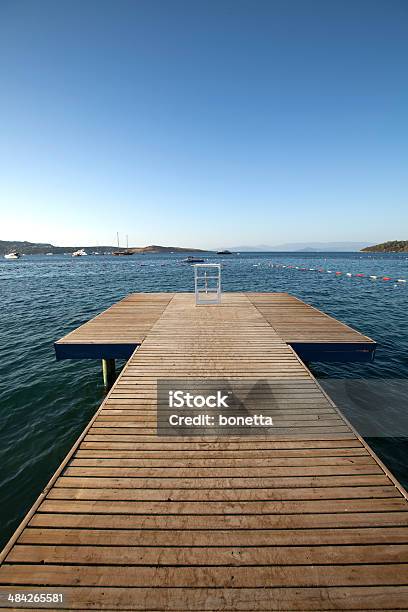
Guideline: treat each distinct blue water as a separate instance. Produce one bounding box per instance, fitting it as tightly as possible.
[1,251,407,547]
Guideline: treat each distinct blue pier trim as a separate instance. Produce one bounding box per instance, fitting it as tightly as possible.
[54,342,139,361]
[289,342,376,363]
[55,340,375,363]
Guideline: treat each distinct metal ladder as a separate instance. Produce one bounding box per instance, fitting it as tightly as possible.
[194,263,221,305]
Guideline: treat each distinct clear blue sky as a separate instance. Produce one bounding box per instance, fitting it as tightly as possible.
[0,0,407,248]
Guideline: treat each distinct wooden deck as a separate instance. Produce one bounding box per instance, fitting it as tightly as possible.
[246,293,376,361]
[54,293,174,359]
[1,293,407,611]
[55,292,376,362]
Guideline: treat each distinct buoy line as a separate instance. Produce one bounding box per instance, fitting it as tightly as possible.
[269,263,406,283]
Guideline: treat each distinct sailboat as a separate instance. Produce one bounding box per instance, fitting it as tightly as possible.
[113,233,133,256]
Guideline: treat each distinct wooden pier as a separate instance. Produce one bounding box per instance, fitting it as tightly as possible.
[54,292,376,363]
[1,293,408,611]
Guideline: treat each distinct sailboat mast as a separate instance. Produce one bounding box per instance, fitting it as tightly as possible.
[126,235,129,249]
[117,232,119,248]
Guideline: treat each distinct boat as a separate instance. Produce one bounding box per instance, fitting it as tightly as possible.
[72,249,87,257]
[112,232,133,256]
[183,256,205,263]
[4,251,21,259]
[217,249,233,255]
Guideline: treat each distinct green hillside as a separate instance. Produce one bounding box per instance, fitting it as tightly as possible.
[0,240,209,255]
[361,240,408,253]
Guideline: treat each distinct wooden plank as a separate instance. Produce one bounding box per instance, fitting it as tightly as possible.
[52,474,392,489]
[6,544,408,565]
[36,498,406,515]
[67,455,376,466]
[1,585,407,610]
[47,485,399,501]
[0,586,408,610]
[62,465,383,477]
[28,511,408,530]
[54,474,392,489]
[2,563,408,587]
[19,526,408,546]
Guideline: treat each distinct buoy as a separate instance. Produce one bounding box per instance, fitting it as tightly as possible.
[356,274,365,277]
[370,275,377,279]
[383,277,391,281]
[327,270,332,273]
[346,273,352,277]
[335,272,342,275]
[397,279,407,283]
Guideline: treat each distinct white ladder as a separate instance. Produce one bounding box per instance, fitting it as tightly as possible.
[194,264,221,305]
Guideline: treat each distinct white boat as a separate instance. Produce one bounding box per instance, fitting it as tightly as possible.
[183,256,205,263]
[4,251,21,259]
[72,249,88,257]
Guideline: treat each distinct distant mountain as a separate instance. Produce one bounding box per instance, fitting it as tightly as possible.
[225,244,278,252]
[0,240,210,255]
[128,245,210,254]
[226,242,371,252]
[361,240,408,253]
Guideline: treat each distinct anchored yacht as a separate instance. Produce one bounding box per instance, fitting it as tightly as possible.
[4,251,21,259]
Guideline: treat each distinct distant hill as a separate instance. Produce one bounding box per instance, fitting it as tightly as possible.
[361,240,408,253]
[0,240,210,255]
[0,240,116,255]
[227,241,371,252]
[128,245,210,254]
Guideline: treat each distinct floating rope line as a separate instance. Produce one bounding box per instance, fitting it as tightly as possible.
[270,263,406,283]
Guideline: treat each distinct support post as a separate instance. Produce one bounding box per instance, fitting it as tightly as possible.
[102,358,116,390]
